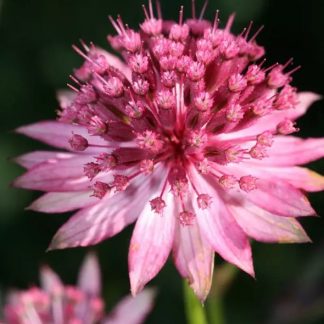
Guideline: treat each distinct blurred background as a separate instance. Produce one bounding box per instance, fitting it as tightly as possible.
[0,0,324,323]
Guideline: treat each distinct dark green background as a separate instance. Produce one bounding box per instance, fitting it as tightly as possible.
[0,0,324,323]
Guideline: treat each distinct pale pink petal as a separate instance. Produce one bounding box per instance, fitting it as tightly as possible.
[214,163,316,217]
[13,155,92,192]
[14,151,76,169]
[40,266,63,294]
[103,289,156,324]
[173,221,214,301]
[244,179,315,217]
[129,191,176,295]
[229,198,311,243]
[189,167,254,276]
[218,92,321,140]
[49,167,168,250]
[28,191,97,213]
[288,92,322,120]
[57,90,76,109]
[255,136,324,166]
[96,48,131,80]
[78,253,101,296]
[16,121,107,151]
[243,164,324,192]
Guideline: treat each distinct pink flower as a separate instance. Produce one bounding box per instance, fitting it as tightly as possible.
[2,254,155,324]
[14,1,324,301]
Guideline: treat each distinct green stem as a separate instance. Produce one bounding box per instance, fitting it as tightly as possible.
[207,292,224,324]
[207,263,239,324]
[183,280,208,324]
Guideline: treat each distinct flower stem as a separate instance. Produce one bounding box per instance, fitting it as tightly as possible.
[207,292,224,324]
[183,280,208,324]
[207,263,239,324]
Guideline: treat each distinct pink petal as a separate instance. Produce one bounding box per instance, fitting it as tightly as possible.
[189,167,254,276]
[244,179,315,217]
[49,168,167,250]
[289,92,322,120]
[129,191,176,295]
[218,92,321,140]
[256,136,324,166]
[28,191,97,213]
[97,48,131,80]
[16,121,107,151]
[173,221,214,302]
[57,90,76,109]
[229,198,311,243]
[103,289,156,324]
[245,164,324,192]
[78,253,101,296]
[14,151,76,169]
[13,155,92,192]
[40,266,63,294]
[215,163,316,217]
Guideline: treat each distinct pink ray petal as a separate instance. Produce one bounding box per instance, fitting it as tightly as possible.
[96,47,131,80]
[103,289,156,324]
[218,92,321,140]
[77,253,101,296]
[229,198,311,243]
[49,167,167,250]
[13,155,93,192]
[215,163,316,217]
[40,266,63,294]
[27,191,97,213]
[173,221,214,302]
[57,90,77,109]
[14,151,77,170]
[129,191,176,295]
[16,121,107,151]
[255,136,324,166]
[189,167,254,276]
[244,179,315,217]
[244,164,324,192]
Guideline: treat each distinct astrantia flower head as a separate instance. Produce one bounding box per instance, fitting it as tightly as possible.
[14,1,324,301]
[2,254,155,324]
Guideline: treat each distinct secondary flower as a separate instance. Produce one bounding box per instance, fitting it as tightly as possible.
[14,1,324,301]
[2,254,155,324]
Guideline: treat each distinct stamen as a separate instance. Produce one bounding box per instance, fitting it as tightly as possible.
[108,15,122,35]
[137,130,164,153]
[249,144,268,159]
[212,10,220,32]
[196,159,210,175]
[199,0,208,20]
[219,175,237,189]
[249,25,264,42]
[179,6,184,25]
[225,13,236,32]
[67,83,79,93]
[84,162,101,179]
[197,193,212,209]
[179,210,195,226]
[95,153,117,170]
[239,175,257,192]
[244,21,253,40]
[91,181,110,199]
[112,175,129,191]
[150,196,166,213]
[140,159,155,174]
[191,0,196,19]
[142,4,150,20]
[277,119,299,135]
[69,134,88,151]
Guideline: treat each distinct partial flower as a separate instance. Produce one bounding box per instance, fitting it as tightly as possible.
[14,1,324,301]
[2,254,155,324]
